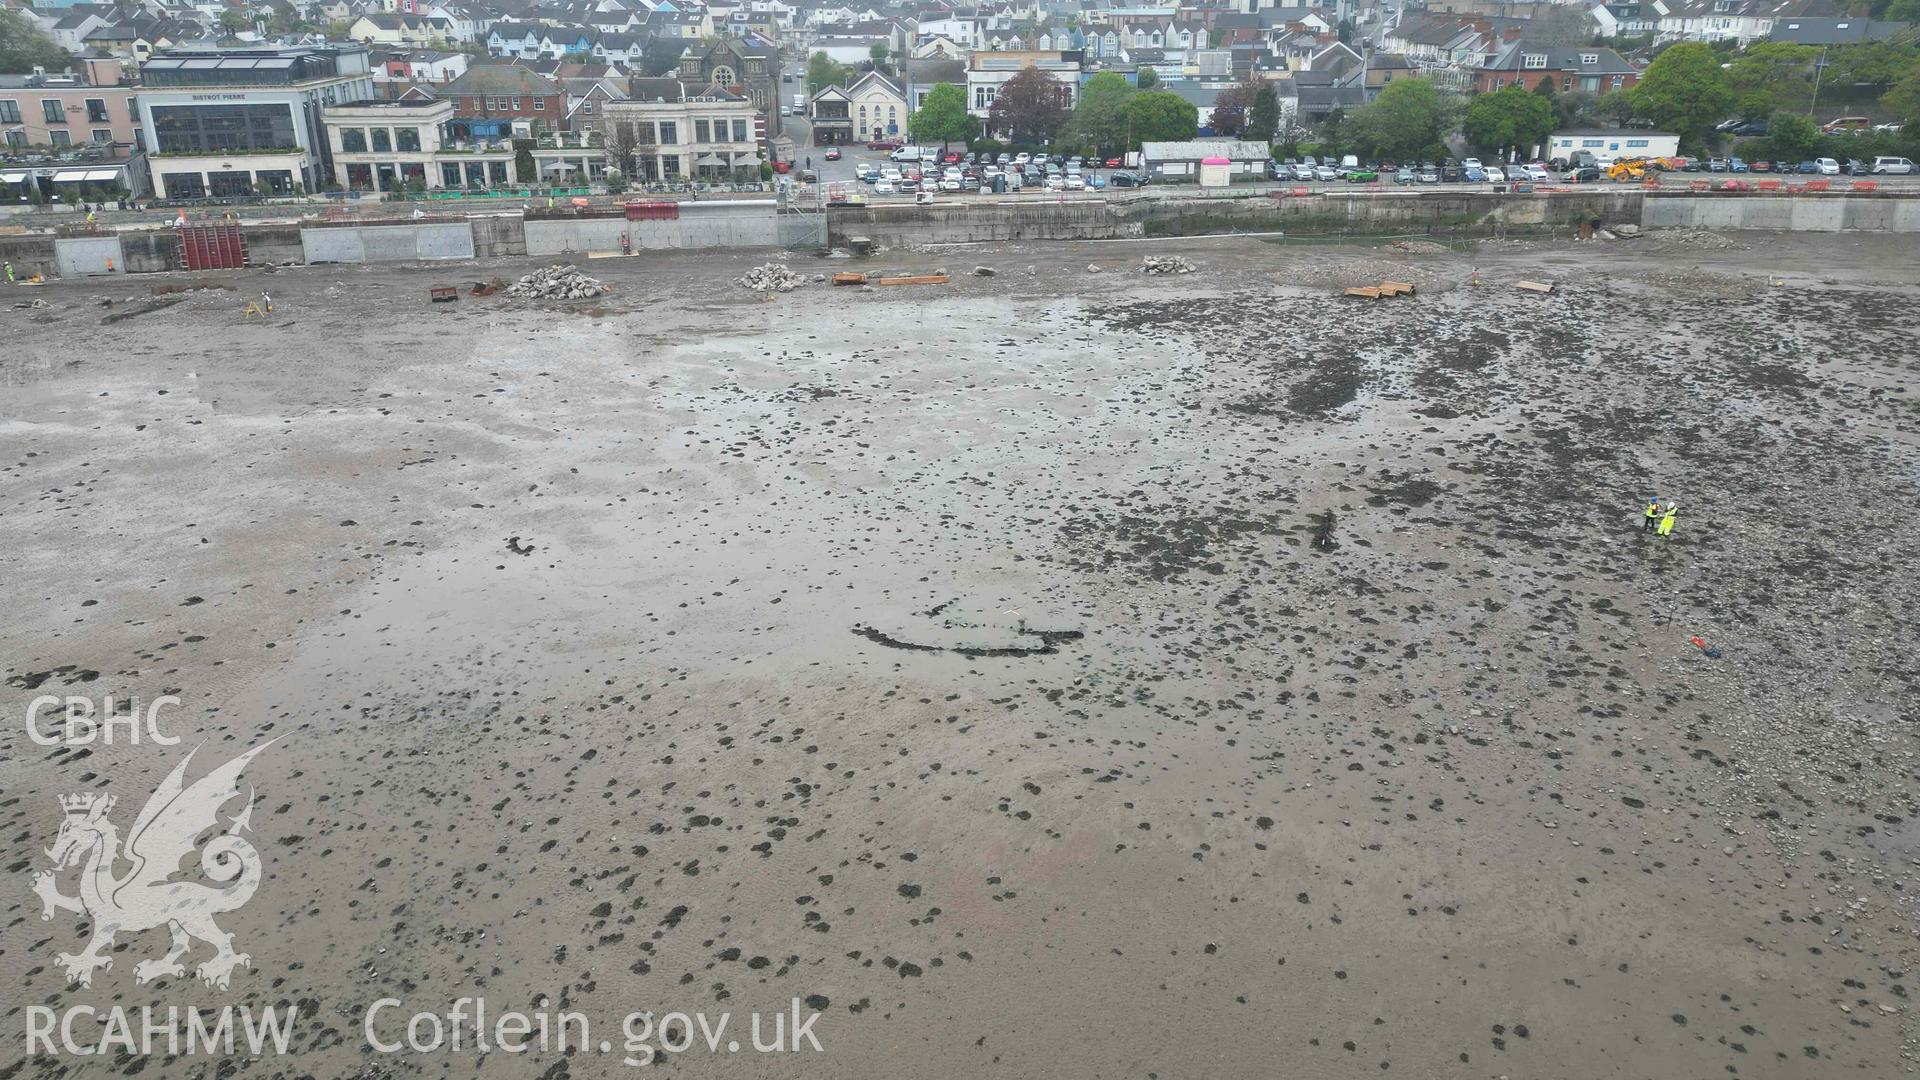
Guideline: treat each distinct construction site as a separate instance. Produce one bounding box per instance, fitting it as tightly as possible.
[1,231,1917,1079]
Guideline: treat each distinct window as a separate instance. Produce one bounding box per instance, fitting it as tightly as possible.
[92,128,112,143]
[1580,53,1598,65]
[51,130,71,146]
[43,99,65,124]
[511,97,522,110]
[4,129,24,148]
[0,101,18,123]
[342,128,367,152]
[582,101,593,115]
[858,105,866,126]
[1582,138,1604,147]
[86,98,109,123]
[396,126,420,151]
[658,120,676,143]
[695,119,711,142]
[712,64,735,86]
[484,96,497,110]
[1626,138,1649,148]
[151,103,297,153]
[533,98,544,110]
[1562,75,1573,90]
[1522,54,1547,69]
[731,118,746,142]
[1611,75,1625,89]
[371,128,392,152]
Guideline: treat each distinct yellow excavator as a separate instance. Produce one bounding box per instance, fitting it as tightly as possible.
[1606,157,1649,182]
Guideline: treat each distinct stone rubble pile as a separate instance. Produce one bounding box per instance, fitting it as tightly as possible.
[737,263,805,292]
[1142,254,1197,275]
[505,264,607,299]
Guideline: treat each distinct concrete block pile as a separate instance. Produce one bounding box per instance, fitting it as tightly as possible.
[505,264,607,299]
[1142,255,1197,275]
[737,263,806,292]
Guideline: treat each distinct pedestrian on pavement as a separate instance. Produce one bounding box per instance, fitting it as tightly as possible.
[1657,501,1678,537]
[1643,498,1660,533]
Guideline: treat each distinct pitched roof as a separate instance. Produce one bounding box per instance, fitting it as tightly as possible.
[441,64,565,95]
[1480,41,1637,74]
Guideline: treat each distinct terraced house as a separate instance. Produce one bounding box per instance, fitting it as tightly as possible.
[1472,42,1641,94]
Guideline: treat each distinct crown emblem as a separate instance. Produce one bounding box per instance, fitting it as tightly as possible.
[59,793,110,817]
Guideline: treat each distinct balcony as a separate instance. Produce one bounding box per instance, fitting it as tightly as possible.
[536,130,601,150]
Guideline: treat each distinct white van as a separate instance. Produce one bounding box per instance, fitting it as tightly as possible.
[1871,156,1915,174]
[888,145,924,162]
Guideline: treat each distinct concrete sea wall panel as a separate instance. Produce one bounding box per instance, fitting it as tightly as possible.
[118,230,177,273]
[53,236,125,276]
[301,227,366,264]
[469,214,525,257]
[248,227,305,265]
[360,226,420,262]
[414,222,475,260]
[525,218,628,255]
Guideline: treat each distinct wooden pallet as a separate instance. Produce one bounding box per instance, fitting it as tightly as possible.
[876,274,949,286]
[1515,280,1555,294]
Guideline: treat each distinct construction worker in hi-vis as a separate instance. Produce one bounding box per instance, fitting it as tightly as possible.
[1643,498,1659,532]
[1658,502,1678,537]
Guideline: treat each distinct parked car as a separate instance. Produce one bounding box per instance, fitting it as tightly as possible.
[1523,164,1550,182]
[1706,157,1730,172]
[1109,171,1147,188]
[1418,167,1439,184]
[1461,157,1483,171]
[1873,156,1917,174]
[1064,174,1086,190]
[1563,166,1602,183]
[1729,157,1750,172]
[868,139,902,151]
[897,179,919,193]
[1105,157,1124,168]
[1463,166,1485,182]
[1440,165,1462,182]
[1821,115,1871,134]
[1312,165,1336,182]
[1012,152,1031,165]
[823,148,841,161]
[1815,157,1841,175]
[1393,167,1416,185]
[1289,163,1314,181]
[1483,166,1506,182]
[1793,160,1817,174]
[873,180,896,194]
[1346,168,1379,183]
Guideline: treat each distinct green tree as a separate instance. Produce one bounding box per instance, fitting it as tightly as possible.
[1319,107,1347,160]
[1120,90,1197,147]
[1630,42,1732,150]
[1763,111,1818,161]
[1247,84,1280,143]
[868,41,890,72]
[1883,66,1920,126]
[1349,77,1457,160]
[1463,84,1555,159]
[0,10,69,72]
[1726,41,1817,114]
[1824,38,1920,86]
[988,65,1072,144]
[1885,0,1920,20]
[910,82,974,148]
[1067,70,1136,155]
[1135,66,1159,90]
[807,51,852,94]
[219,9,251,32]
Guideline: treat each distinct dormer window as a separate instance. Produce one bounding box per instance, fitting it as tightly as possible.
[1580,52,1598,64]
[1522,53,1547,68]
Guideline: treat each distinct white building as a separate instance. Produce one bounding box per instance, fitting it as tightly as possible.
[602,79,762,182]
[966,51,1081,118]
[1547,128,1680,162]
[137,46,377,198]
[322,98,516,191]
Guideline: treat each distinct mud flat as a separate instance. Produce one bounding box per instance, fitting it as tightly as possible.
[2,232,1917,1079]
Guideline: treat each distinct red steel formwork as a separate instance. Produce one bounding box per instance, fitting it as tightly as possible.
[177,225,249,271]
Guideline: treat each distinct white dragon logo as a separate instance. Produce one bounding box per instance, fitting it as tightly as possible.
[32,741,275,990]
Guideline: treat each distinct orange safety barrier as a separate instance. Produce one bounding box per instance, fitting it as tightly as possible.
[1805,179,1831,192]
[1689,180,1711,191]
[1851,180,1879,192]
[1757,179,1783,191]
